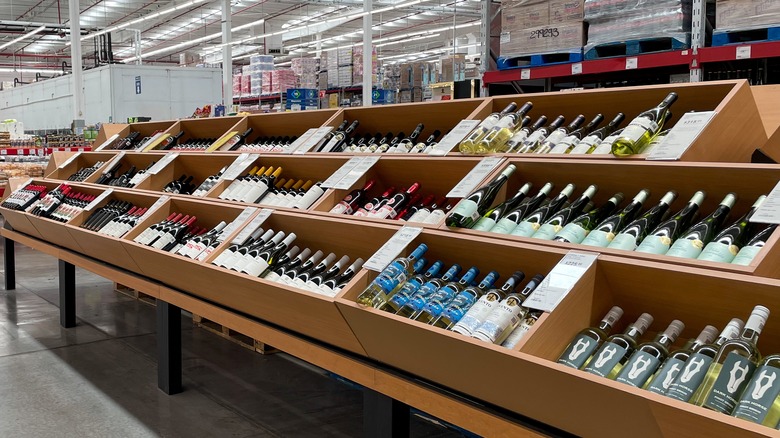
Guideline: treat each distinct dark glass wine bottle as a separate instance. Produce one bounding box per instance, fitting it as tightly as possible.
[532,185,598,240]
[471,182,533,232]
[608,191,677,251]
[579,190,652,247]
[555,192,627,244]
[666,193,737,259]
[698,195,766,263]
[636,191,705,255]
[510,184,576,237]
[489,183,553,234]
[446,165,517,228]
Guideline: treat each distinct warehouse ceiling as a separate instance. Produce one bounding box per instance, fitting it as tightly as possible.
[0,0,482,85]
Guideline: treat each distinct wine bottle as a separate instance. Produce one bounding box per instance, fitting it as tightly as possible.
[160,131,184,150]
[376,132,404,154]
[732,225,777,266]
[264,248,313,283]
[458,102,519,154]
[400,194,435,221]
[640,126,671,155]
[570,113,626,155]
[259,245,299,278]
[636,191,706,255]
[439,271,525,331]
[354,187,396,217]
[390,123,424,154]
[306,255,350,292]
[591,129,626,155]
[532,185,598,240]
[692,305,770,414]
[733,353,780,427]
[505,115,547,153]
[355,244,428,306]
[556,193,627,244]
[666,318,744,402]
[612,92,677,157]
[535,115,586,154]
[369,183,420,219]
[666,193,737,259]
[475,101,534,154]
[583,313,654,379]
[645,326,718,395]
[516,115,566,154]
[234,231,285,273]
[549,114,605,154]
[425,270,501,325]
[557,306,624,369]
[292,253,338,289]
[410,267,482,323]
[315,120,348,152]
[489,183,553,234]
[471,183,533,232]
[330,180,376,215]
[393,264,462,317]
[323,120,359,152]
[446,164,517,228]
[319,258,365,297]
[510,184,576,237]
[471,274,545,344]
[242,233,297,277]
[615,320,685,387]
[373,260,444,308]
[699,195,766,263]
[226,128,254,151]
[421,200,455,225]
[413,130,441,153]
[580,189,650,247]
[608,191,677,251]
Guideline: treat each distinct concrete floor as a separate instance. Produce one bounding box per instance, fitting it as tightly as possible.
[0,241,464,438]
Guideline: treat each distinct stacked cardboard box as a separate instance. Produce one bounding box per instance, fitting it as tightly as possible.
[326,51,339,88]
[500,0,586,58]
[441,55,466,82]
[584,0,691,52]
[292,58,320,89]
[249,55,274,95]
[352,45,378,86]
[271,69,298,94]
[716,0,780,31]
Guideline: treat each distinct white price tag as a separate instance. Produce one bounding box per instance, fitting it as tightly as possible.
[364,226,424,272]
[520,69,531,80]
[221,153,259,181]
[750,181,780,224]
[138,133,163,150]
[0,149,7,155]
[736,45,752,59]
[140,195,170,222]
[333,156,380,190]
[429,119,481,156]
[571,63,583,75]
[95,133,120,151]
[647,111,716,161]
[146,152,179,175]
[85,189,114,211]
[446,156,505,198]
[57,152,82,169]
[500,32,510,44]
[625,57,638,70]
[321,156,364,188]
[218,207,258,242]
[231,208,273,245]
[295,127,334,154]
[285,129,317,154]
[524,251,598,312]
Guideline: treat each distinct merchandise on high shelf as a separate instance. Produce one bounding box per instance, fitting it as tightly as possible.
[105,131,161,150]
[330,180,456,223]
[67,161,105,182]
[161,133,214,151]
[162,174,198,195]
[458,102,519,154]
[216,165,320,208]
[191,167,226,196]
[475,102,534,154]
[80,201,147,238]
[26,184,95,222]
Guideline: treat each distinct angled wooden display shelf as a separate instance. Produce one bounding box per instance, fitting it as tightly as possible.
[214,109,341,152]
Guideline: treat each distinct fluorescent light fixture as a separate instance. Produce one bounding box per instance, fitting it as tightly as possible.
[374,33,440,48]
[0,26,47,51]
[0,67,61,74]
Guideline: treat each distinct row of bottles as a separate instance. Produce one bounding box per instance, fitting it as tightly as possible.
[232,133,299,153]
[67,161,105,182]
[162,174,198,195]
[312,121,444,155]
[27,184,95,222]
[328,180,455,222]
[0,183,46,211]
[80,201,146,238]
[447,167,773,265]
[95,161,157,188]
[216,166,324,209]
[558,305,780,429]
[132,212,199,251]
[458,93,677,157]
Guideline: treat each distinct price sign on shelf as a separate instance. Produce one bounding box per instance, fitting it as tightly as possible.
[571,62,583,75]
[57,151,82,169]
[333,156,380,190]
[294,127,334,154]
[625,57,638,70]
[231,208,273,245]
[101,151,126,175]
[285,128,317,154]
[646,111,716,161]
[524,251,599,312]
[221,153,258,181]
[321,156,363,189]
[429,119,481,156]
[364,226,424,272]
[85,189,114,211]
[750,181,780,224]
[446,156,505,198]
[736,45,752,59]
[146,152,179,175]
[219,207,258,242]
[520,69,531,80]
[95,133,120,151]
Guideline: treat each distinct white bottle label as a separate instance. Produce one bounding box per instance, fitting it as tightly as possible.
[608,233,639,251]
[452,293,502,336]
[471,217,497,232]
[666,238,704,259]
[422,209,447,224]
[450,199,480,223]
[501,317,536,349]
[373,204,397,219]
[636,234,672,254]
[580,229,614,247]
[555,223,589,244]
[698,241,739,263]
[532,223,561,240]
[510,220,540,237]
[570,136,599,154]
[329,201,353,215]
[732,245,762,266]
[406,209,431,224]
[294,185,325,210]
[490,218,519,235]
[621,117,658,143]
[242,258,271,277]
[472,299,525,344]
[263,271,281,282]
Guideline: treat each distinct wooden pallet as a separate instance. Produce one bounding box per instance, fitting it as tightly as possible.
[712,26,780,46]
[114,282,157,306]
[584,36,689,60]
[193,314,278,355]
[497,49,584,70]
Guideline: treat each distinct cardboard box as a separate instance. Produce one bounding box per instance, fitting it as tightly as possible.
[440,55,466,82]
[502,0,550,29]
[500,22,585,57]
[716,0,780,30]
[550,0,584,23]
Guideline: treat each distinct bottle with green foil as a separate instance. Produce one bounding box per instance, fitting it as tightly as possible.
[733,354,780,427]
[612,92,677,157]
[692,305,770,414]
[666,193,737,259]
[699,195,767,263]
[411,267,483,323]
[355,243,428,306]
[516,115,566,154]
[557,306,624,369]
[489,183,554,234]
[532,185,599,240]
[393,264,462,316]
[615,320,685,387]
[471,183,533,232]
[372,260,443,308]
[666,318,744,402]
[471,274,545,344]
[645,325,718,395]
[446,165,517,228]
[450,271,525,335]
[549,114,604,154]
[636,191,706,255]
[570,113,625,155]
[583,313,654,379]
[458,102,518,154]
[505,116,547,153]
[578,190,648,247]
[510,184,576,237]
[555,193,625,244]
[429,270,501,328]
[535,115,586,154]
[608,191,678,251]
[732,225,777,266]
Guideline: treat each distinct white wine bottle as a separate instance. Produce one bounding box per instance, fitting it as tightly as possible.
[645,325,718,395]
[471,183,533,232]
[489,183,553,235]
[450,271,525,336]
[446,165,517,228]
[557,306,624,369]
[554,193,626,244]
[355,244,428,306]
[615,320,685,387]
[510,184,576,237]
[732,225,777,266]
[583,313,654,379]
[570,113,625,155]
[698,195,766,263]
[666,193,737,259]
[608,191,677,251]
[376,261,444,310]
[549,114,604,154]
[532,185,598,240]
[394,264,462,317]
[692,305,770,414]
[458,102,518,154]
[536,115,587,154]
[516,115,565,154]
[505,115,547,153]
[471,274,545,345]
[412,267,485,323]
[590,129,625,155]
[636,191,705,255]
[578,190,648,247]
[733,353,780,427]
[612,92,677,157]
[475,102,533,154]
[433,271,519,329]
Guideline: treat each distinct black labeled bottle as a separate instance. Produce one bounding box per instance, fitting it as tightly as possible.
[226,128,254,151]
[446,164,517,228]
[583,313,654,379]
[369,183,421,219]
[328,120,360,153]
[732,225,777,266]
[666,193,737,259]
[645,326,718,395]
[471,182,533,232]
[264,248,313,283]
[160,131,185,150]
[557,306,625,369]
[608,191,678,251]
[615,320,685,387]
[319,258,365,297]
[510,184,576,237]
[733,353,780,427]
[305,255,350,293]
[612,92,677,157]
[549,114,605,154]
[315,120,348,152]
[580,190,652,247]
[555,193,627,244]
[535,115,587,154]
[390,123,424,154]
[698,195,766,263]
[570,113,626,155]
[532,185,598,240]
[354,186,395,217]
[488,183,554,234]
[636,191,706,255]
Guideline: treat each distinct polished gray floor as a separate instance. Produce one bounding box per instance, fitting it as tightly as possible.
[0,241,464,438]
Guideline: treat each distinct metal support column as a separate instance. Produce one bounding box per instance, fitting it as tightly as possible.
[3,237,14,291]
[68,0,85,133]
[479,0,490,96]
[58,260,76,328]
[222,0,233,108]
[157,300,182,395]
[362,0,373,107]
[363,389,410,438]
[690,0,706,82]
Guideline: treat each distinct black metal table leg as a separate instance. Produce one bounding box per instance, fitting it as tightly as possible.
[157,300,182,395]
[4,237,14,291]
[363,388,410,438]
[58,260,76,328]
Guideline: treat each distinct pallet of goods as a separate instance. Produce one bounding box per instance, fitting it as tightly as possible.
[714,0,780,46]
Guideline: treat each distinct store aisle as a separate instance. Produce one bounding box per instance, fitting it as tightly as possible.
[0,242,462,438]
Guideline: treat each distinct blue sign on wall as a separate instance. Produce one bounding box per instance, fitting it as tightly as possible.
[135,76,142,94]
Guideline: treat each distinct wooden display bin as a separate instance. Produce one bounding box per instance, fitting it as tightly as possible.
[337,233,779,436]
[476,80,765,163]
[144,117,245,152]
[135,153,238,195]
[309,155,489,227]
[44,152,121,182]
[441,158,780,278]
[83,152,164,190]
[213,109,340,152]
[94,120,179,151]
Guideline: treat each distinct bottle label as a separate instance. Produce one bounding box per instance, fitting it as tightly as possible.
[421,209,446,225]
[373,204,398,219]
[732,245,762,266]
[616,351,661,387]
[542,131,567,148]
[583,342,628,378]
[621,117,658,143]
[329,200,353,215]
[591,142,614,155]
[571,137,599,154]
[555,223,588,244]
[636,235,672,254]
[319,285,337,297]
[703,351,757,414]
[549,138,576,154]
[388,284,421,310]
[580,229,615,247]
[471,217,497,232]
[608,233,639,251]
[511,221,540,237]
[557,334,601,369]
[733,364,780,423]
[666,238,704,259]
[502,317,536,349]
[441,294,479,324]
[263,271,281,282]
[242,258,271,277]
[532,223,561,240]
[698,242,739,263]
[406,209,431,224]
[490,218,518,235]
[450,200,481,224]
[451,293,501,336]
[473,298,524,344]
[647,357,686,395]
[666,352,715,401]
